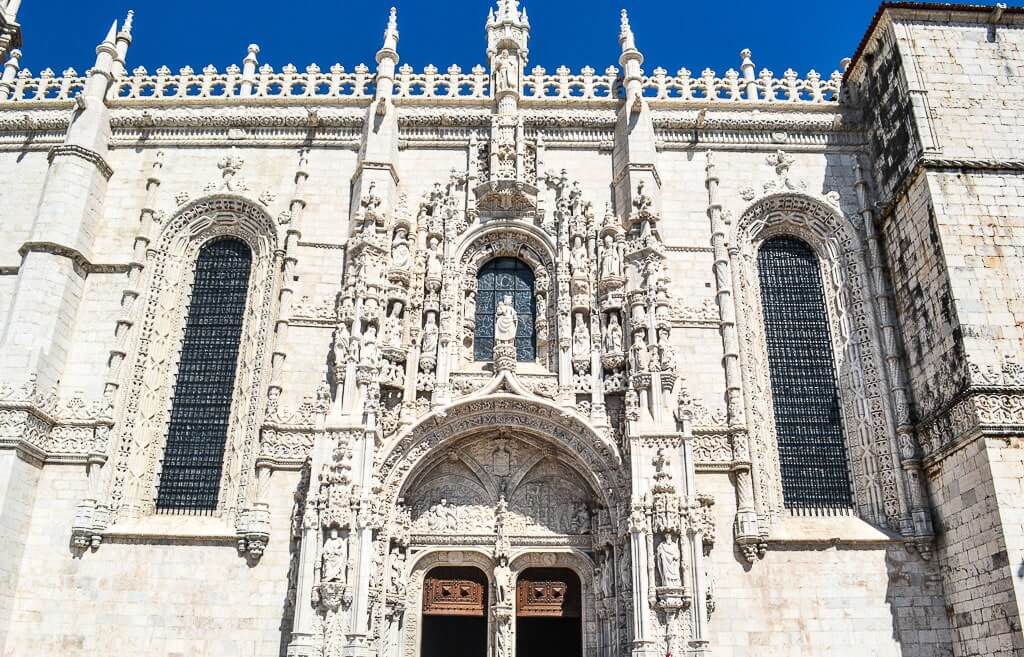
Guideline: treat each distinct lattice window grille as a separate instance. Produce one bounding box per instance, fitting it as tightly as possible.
[473,257,536,362]
[155,238,252,513]
[757,237,854,510]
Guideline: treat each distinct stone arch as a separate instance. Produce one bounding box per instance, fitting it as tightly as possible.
[379,394,625,526]
[452,223,558,369]
[731,193,908,532]
[106,194,281,524]
[402,548,496,657]
[509,550,598,657]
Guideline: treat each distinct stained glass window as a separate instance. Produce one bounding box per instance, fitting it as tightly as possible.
[474,257,536,362]
[156,238,252,513]
[757,237,853,509]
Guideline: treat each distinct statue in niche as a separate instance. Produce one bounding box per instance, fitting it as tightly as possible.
[633,180,653,215]
[360,326,380,367]
[631,330,650,372]
[382,303,403,348]
[421,312,439,354]
[494,556,513,605]
[390,227,412,270]
[657,327,676,371]
[333,324,351,365]
[425,236,443,279]
[656,533,682,587]
[464,289,476,321]
[494,49,518,93]
[600,556,614,597]
[322,527,349,584]
[600,235,621,278]
[570,235,588,277]
[572,313,590,358]
[389,549,406,596]
[604,314,623,353]
[568,181,583,216]
[495,295,518,343]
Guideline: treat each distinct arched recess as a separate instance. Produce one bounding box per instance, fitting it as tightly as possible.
[453,224,557,370]
[403,549,496,657]
[510,551,596,657]
[731,193,909,531]
[377,394,625,528]
[106,194,281,523]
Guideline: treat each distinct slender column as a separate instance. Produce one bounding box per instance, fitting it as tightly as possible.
[0,48,20,100]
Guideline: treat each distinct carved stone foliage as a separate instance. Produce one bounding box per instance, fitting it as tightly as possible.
[106,195,280,523]
[732,193,908,532]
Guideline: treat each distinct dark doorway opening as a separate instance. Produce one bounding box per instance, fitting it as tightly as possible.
[421,566,488,657]
[516,567,582,657]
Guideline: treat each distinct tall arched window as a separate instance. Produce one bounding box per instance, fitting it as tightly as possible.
[474,257,536,362]
[156,238,252,512]
[757,237,853,509]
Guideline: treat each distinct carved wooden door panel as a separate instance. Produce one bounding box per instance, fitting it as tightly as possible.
[422,578,486,617]
[516,579,579,618]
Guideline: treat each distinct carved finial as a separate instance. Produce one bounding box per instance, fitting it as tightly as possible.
[244,44,260,66]
[619,9,635,51]
[120,10,134,39]
[381,7,399,53]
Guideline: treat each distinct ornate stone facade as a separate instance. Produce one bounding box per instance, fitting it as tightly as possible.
[2,2,1023,657]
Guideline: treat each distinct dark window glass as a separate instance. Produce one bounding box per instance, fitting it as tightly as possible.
[156,238,252,513]
[474,257,536,362]
[758,237,853,509]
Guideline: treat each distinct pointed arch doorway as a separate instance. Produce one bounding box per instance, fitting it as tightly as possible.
[515,568,582,657]
[421,566,489,657]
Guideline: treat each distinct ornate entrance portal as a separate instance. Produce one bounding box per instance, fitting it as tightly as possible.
[516,568,582,657]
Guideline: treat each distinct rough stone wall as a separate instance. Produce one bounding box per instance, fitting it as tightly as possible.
[3,464,301,657]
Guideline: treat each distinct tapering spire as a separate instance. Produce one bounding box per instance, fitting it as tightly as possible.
[380,6,399,55]
[374,7,400,111]
[119,9,134,40]
[100,19,118,52]
[493,0,527,27]
[619,9,636,52]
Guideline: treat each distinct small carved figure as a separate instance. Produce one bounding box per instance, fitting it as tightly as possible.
[569,235,589,277]
[360,326,380,367]
[631,331,650,372]
[389,549,406,595]
[571,501,591,534]
[421,312,439,354]
[382,303,403,348]
[600,235,621,278]
[495,295,518,343]
[633,180,653,214]
[333,324,351,364]
[572,313,590,358]
[600,557,614,598]
[494,556,513,605]
[656,533,682,587]
[495,49,518,93]
[425,236,443,279]
[390,227,412,270]
[321,528,349,584]
[568,181,583,216]
[604,314,623,353]
[464,289,477,321]
[657,327,677,371]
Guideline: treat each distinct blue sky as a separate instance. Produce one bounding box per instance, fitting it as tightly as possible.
[16,1,1008,77]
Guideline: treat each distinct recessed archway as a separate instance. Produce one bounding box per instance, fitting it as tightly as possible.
[515,567,582,657]
[421,565,489,657]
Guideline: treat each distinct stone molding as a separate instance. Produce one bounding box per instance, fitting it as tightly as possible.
[47,144,113,179]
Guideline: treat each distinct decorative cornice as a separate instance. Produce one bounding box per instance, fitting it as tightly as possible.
[17,241,131,275]
[48,144,113,179]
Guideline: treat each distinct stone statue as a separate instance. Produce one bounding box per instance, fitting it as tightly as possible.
[604,314,623,352]
[600,235,621,278]
[464,289,476,321]
[494,557,513,605]
[360,326,380,367]
[421,312,439,354]
[390,227,411,270]
[656,534,682,587]
[572,313,590,358]
[631,331,650,372]
[658,327,676,371]
[495,49,518,93]
[333,324,350,364]
[570,235,588,276]
[321,528,348,584]
[571,501,591,534]
[600,557,614,598]
[495,295,518,343]
[382,303,403,348]
[389,549,406,596]
[425,236,443,279]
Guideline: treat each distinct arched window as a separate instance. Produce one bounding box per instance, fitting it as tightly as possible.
[757,237,853,509]
[156,238,252,512]
[474,257,536,362]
